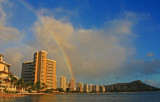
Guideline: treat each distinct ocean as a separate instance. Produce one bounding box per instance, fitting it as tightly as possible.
[2,92,160,102]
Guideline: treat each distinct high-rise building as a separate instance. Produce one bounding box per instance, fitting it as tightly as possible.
[96,85,99,92]
[89,84,93,92]
[55,75,57,89]
[77,82,83,92]
[21,61,34,82]
[92,85,96,92]
[60,76,66,91]
[77,82,83,87]
[66,82,70,88]
[46,59,56,89]
[21,51,56,89]
[99,85,105,92]
[84,84,88,92]
[102,86,105,92]
[70,78,76,91]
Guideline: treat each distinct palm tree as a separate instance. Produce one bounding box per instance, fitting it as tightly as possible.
[35,81,41,92]
[16,79,26,91]
[41,82,47,91]
[26,80,33,89]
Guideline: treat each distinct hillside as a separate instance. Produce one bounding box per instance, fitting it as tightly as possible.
[104,80,160,92]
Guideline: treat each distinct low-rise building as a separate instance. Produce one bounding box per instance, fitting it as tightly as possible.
[0,54,16,92]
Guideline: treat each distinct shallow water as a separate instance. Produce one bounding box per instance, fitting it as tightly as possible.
[1,92,160,102]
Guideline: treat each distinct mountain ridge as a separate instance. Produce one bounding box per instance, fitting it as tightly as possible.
[104,80,160,92]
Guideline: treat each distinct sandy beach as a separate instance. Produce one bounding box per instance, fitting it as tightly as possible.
[0,93,25,98]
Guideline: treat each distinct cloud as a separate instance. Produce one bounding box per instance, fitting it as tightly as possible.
[1,0,150,82]
[3,46,36,77]
[0,1,30,76]
[144,80,160,88]
[146,52,155,57]
[0,1,22,47]
[31,12,137,80]
[120,59,160,76]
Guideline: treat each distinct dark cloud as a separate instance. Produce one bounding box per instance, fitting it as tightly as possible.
[119,59,160,76]
[146,52,155,57]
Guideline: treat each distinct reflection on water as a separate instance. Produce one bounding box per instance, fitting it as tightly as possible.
[1,92,160,102]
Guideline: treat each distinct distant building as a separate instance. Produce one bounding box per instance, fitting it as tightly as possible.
[21,51,57,89]
[92,85,96,92]
[77,82,83,92]
[70,78,76,91]
[77,82,83,87]
[0,54,16,92]
[55,75,57,89]
[21,61,34,82]
[89,84,93,92]
[102,86,105,92]
[99,85,105,92]
[66,82,70,88]
[84,84,89,92]
[60,76,66,91]
[96,85,99,92]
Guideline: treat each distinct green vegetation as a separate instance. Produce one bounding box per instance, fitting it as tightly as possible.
[8,74,48,93]
[104,80,160,92]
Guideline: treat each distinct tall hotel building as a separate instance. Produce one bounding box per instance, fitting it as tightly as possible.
[70,78,76,91]
[84,84,89,92]
[89,84,93,92]
[60,76,66,91]
[21,51,56,89]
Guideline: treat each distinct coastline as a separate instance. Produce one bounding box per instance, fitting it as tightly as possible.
[0,93,25,98]
[1,91,159,98]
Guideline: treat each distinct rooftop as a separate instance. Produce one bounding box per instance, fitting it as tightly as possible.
[0,54,4,57]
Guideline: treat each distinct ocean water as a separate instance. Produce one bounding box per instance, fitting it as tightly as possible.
[1,92,160,102]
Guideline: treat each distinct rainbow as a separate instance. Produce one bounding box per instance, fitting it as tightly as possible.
[17,0,74,78]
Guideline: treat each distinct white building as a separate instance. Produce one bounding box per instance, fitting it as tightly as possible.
[60,76,66,91]
[0,54,16,92]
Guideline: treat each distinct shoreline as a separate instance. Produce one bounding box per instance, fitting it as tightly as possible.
[0,93,25,98]
[1,91,160,98]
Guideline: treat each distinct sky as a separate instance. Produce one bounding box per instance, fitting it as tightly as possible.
[0,0,160,87]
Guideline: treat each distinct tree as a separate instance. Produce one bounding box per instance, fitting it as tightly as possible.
[16,79,26,90]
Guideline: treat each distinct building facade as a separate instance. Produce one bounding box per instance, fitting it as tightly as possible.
[66,82,70,88]
[70,78,76,91]
[76,82,83,92]
[0,54,16,92]
[21,51,57,89]
[99,85,105,92]
[89,84,93,92]
[21,61,34,82]
[96,85,99,92]
[84,84,88,92]
[60,76,66,91]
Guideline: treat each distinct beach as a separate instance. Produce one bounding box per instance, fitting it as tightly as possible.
[0,93,25,98]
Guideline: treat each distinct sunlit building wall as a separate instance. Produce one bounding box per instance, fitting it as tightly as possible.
[96,85,99,92]
[22,51,57,89]
[84,84,89,92]
[70,78,76,91]
[77,82,83,92]
[89,84,93,92]
[0,54,16,92]
[66,82,70,88]
[60,76,66,91]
